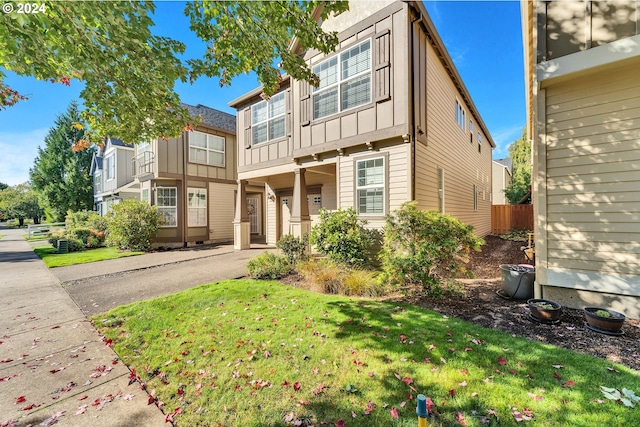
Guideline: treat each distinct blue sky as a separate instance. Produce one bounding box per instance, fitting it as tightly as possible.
[0,0,524,186]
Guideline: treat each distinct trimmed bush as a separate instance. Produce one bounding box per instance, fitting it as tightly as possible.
[106,200,161,252]
[379,202,483,296]
[246,252,291,280]
[276,233,309,264]
[69,227,91,245]
[310,208,379,267]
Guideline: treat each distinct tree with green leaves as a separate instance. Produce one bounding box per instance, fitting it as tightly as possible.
[29,101,95,222]
[1,1,348,146]
[504,128,532,204]
[0,182,8,191]
[0,183,44,226]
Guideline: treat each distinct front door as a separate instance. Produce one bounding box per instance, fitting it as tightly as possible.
[247,197,261,234]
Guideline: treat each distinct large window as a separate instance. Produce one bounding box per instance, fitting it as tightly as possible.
[156,187,177,227]
[187,188,207,227]
[356,157,384,215]
[313,39,371,120]
[189,131,225,166]
[105,154,115,180]
[252,92,286,145]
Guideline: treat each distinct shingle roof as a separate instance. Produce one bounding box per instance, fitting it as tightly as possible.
[181,103,236,134]
[494,158,513,173]
[108,137,129,147]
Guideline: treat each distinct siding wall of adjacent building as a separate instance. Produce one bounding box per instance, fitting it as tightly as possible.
[492,162,511,205]
[413,37,492,236]
[542,58,640,302]
[209,182,236,242]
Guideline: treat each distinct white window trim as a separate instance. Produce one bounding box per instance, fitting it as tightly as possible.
[95,171,102,193]
[312,39,372,121]
[105,153,115,181]
[455,100,466,131]
[251,92,286,146]
[355,156,385,216]
[141,188,149,204]
[187,188,207,227]
[473,184,478,211]
[189,131,226,167]
[156,187,177,228]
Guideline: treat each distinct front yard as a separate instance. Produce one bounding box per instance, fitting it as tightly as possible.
[94,279,640,426]
[34,245,143,268]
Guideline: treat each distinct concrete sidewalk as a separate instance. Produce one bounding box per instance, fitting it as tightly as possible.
[0,228,167,426]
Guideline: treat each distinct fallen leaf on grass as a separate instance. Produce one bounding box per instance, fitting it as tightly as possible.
[456,412,468,426]
[390,407,399,419]
[498,357,507,365]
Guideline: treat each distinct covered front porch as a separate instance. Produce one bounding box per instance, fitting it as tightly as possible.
[234,162,337,250]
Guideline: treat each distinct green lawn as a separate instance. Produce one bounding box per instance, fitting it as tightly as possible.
[93,280,640,427]
[24,233,51,242]
[34,245,143,268]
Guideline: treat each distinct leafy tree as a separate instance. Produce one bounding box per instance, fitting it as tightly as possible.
[0,182,8,191]
[30,101,95,222]
[0,183,44,226]
[504,127,532,204]
[1,1,348,145]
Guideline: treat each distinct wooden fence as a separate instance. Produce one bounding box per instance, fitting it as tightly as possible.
[491,204,533,234]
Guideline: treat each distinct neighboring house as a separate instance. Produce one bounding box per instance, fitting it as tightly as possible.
[229,0,495,250]
[90,137,138,216]
[132,104,237,247]
[492,158,512,205]
[522,1,640,318]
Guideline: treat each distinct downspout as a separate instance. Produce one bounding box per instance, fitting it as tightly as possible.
[182,133,188,247]
[409,10,422,202]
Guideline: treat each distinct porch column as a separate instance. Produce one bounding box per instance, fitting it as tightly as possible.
[289,168,311,251]
[233,179,250,250]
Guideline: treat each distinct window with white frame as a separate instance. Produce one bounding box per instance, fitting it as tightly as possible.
[190,131,225,166]
[478,133,482,153]
[313,39,371,120]
[455,100,465,130]
[105,154,115,180]
[252,92,286,145]
[94,172,102,193]
[356,157,384,215]
[469,121,474,143]
[141,188,149,204]
[156,187,177,227]
[187,188,207,227]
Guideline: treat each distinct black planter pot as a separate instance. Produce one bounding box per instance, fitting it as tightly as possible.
[584,307,626,335]
[499,264,535,300]
[528,298,562,323]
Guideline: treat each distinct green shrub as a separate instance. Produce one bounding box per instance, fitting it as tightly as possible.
[276,233,309,264]
[297,258,387,297]
[67,238,85,252]
[65,210,93,229]
[86,229,107,248]
[310,208,379,267]
[106,200,161,251]
[69,227,91,245]
[246,252,291,280]
[379,202,483,296]
[47,231,84,252]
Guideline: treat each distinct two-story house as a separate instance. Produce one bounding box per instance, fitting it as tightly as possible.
[132,104,237,247]
[91,137,138,216]
[523,0,640,318]
[229,0,495,250]
[492,158,513,205]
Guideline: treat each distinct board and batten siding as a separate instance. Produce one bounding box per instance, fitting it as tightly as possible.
[414,37,492,237]
[543,59,640,298]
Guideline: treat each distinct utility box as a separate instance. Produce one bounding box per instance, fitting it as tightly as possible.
[57,239,69,254]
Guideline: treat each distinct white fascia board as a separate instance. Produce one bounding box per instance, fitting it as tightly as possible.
[537,34,640,85]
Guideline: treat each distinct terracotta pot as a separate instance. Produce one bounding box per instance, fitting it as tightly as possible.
[584,307,625,333]
[528,298,562,322]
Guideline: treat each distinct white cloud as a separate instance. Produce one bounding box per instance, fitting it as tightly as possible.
[491,124,524,159]
[0,128,48,186]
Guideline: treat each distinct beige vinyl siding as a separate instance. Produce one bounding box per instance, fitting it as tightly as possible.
[157,135,184,176]
[544,60,640,285]
[265,183,278,245]
[208,182,235,242]
[338,142,410,228]
[414,40,492,236]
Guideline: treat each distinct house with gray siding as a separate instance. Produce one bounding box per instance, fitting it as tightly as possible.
[91,137,138,216]
[229,0,495,250]
[523,0,640,318]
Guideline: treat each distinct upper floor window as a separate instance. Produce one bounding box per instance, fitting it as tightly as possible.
[356,156,384,215]
[105,154,115,180]
[252,92,286,145]
[190,131,225,167]
[455,100,466,131]
[313,39,371,120]
[94,172,102,193]
[478,133,482,153]
[469,121,474,143]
